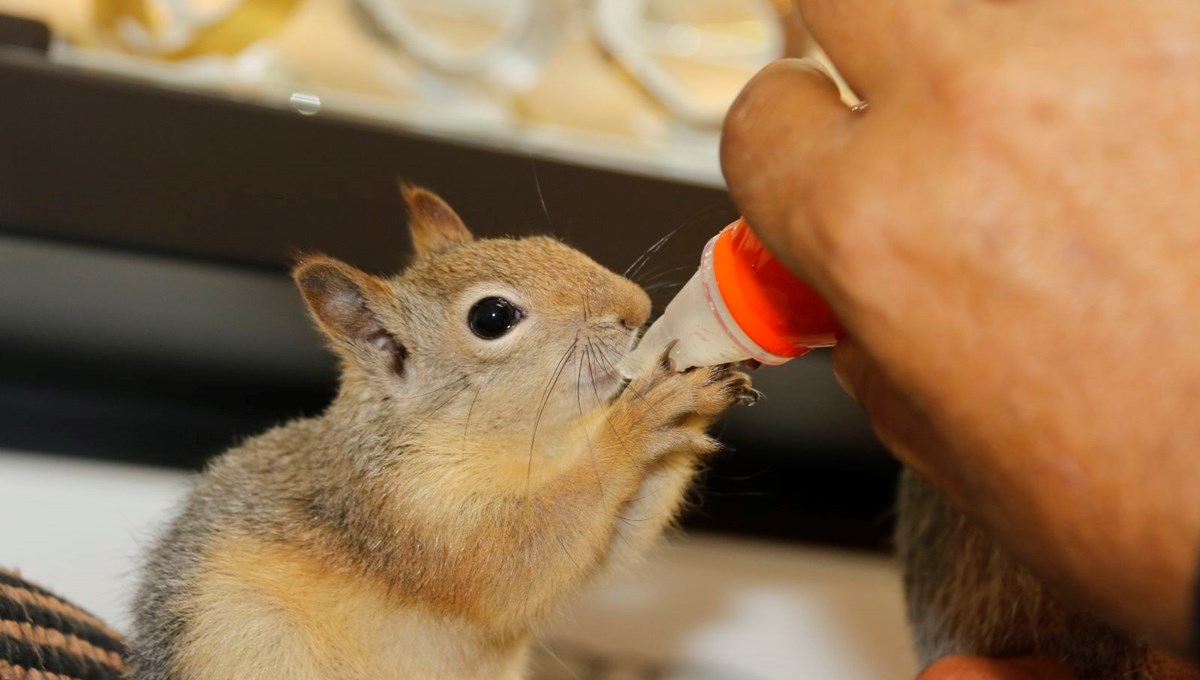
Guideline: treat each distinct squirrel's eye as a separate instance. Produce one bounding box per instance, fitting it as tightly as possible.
[468,297,523,340]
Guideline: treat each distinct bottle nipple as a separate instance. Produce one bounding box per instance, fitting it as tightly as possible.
[621,218,838,378]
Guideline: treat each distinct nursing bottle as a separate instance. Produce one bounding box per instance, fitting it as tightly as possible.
[622,218,839,377]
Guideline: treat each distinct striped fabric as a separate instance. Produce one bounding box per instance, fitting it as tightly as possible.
[0,569,127,680]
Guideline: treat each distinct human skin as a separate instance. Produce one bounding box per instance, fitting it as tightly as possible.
[918,657,1075,680]
[720,0,1200,656]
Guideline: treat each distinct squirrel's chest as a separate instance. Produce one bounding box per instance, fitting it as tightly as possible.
[171,535,527,680]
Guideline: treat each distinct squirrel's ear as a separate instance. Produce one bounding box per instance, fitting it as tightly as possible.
[401,184,473,258]
[293,256,407,374]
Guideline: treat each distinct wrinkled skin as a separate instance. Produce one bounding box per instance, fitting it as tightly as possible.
[720,0,1200,663]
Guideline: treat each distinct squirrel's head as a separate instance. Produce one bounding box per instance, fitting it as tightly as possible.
[294,186,651,456]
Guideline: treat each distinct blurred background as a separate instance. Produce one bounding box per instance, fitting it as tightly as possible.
[0,2,915,678]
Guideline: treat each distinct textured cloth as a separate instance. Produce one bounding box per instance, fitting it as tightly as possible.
[0,569,127,680]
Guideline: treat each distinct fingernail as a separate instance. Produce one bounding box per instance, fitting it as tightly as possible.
[788,58,840,93]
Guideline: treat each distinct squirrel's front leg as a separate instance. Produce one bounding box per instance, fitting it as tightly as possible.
[599,362,757,566]
[471,362,755,628]
[542,362,756,575]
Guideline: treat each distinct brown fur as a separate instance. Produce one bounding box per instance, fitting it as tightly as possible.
[127,187,753,679]
[897,469,1200,679]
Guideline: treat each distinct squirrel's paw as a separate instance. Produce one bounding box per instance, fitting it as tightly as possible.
[614,357,757,457]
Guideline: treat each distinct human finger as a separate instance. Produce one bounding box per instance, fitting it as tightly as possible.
[720,58,854,296]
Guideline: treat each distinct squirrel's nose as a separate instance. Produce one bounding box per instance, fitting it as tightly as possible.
[618,284,652,331]
[594,271,651,330]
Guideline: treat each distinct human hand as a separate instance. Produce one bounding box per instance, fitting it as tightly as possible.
[721,0,1200,653]
[917,656,1075,680]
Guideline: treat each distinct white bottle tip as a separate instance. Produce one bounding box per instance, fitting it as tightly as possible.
[619,316,672,380]
[621,269,757,378]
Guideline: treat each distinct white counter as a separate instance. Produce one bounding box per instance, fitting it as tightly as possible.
[0,448,917,679]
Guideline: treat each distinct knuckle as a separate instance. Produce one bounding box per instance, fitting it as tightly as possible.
[723,61,789,141]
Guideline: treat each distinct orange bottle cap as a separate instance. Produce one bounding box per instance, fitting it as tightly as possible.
[711,218,838,357]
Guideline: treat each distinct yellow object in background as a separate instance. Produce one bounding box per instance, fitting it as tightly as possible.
[92,0,300,60]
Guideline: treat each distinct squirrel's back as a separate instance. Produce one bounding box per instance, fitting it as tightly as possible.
[128,418,331,680]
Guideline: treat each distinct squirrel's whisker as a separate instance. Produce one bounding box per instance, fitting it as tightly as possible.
[461,386,482,459]
[528,340,578,494]
[637,260,697,286]
[624,225,683,281]
[586,342,636,468]
[530,159,553,237]
[575,345,606,511]
[623,200,728,281]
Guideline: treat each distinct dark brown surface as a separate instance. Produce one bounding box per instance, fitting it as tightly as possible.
[0,14,50,53]
[0,53,732,277]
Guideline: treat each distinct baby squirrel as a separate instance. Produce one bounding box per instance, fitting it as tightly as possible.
[897,469,1200,679]
[127,187,755,680]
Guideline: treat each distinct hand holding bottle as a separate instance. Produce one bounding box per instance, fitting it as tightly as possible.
[721,1,1200,655]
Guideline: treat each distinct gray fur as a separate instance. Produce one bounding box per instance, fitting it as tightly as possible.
[896,468,1165,678]
[127,421,329,679]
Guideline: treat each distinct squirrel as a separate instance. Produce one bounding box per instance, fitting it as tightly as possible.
[896,469,1200,679]
[122,186,757,680]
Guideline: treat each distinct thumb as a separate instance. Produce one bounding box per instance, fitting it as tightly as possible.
[720,58,856,304]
